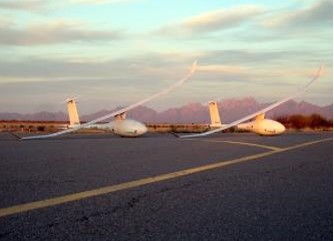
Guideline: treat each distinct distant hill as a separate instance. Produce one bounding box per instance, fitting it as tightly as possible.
[81,98,332,123]
[0,98,332,123]
[0,111,67,122]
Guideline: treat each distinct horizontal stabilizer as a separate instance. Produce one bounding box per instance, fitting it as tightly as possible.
[115,112,127,120]
[255,113,265,121]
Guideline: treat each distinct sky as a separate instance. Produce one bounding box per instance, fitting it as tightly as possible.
[0,0,332,114]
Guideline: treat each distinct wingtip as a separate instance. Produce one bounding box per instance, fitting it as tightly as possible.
[190,60,198,73]
[171,132,181,138]
[7,131,21,140]
[319,64,324,76]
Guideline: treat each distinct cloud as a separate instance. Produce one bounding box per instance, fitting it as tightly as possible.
[71,0,139,4]
[0,54,196,84]
[0,0,49,11]
[0,0,141,13]
[0,55,201,113]
[0,52,331,114]
[0,16,13,28]
[0,50,329,85]
[265,0,332,28]
[156,5,265,37]
[201,48,331,67]
[0,20,122,46]
[197,64,249,74]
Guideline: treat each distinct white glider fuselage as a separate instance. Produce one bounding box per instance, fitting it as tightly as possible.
[237,119,285,136]
[92,119,148,137]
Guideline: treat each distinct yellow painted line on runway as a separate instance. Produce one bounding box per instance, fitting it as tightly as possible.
[183,138,282,151]
[282,137,333,151]
[0,137,332,218]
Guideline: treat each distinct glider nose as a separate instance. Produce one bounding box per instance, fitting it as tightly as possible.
[139,124,148,135]
[277,122,286,134]
[133,122,147,136]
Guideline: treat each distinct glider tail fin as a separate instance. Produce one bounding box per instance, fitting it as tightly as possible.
[255,113,265,121]
[67,98,80,128]
[208,101,222,128]
[114,112,127,120]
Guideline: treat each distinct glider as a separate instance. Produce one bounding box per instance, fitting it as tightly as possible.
[21,61,197,140]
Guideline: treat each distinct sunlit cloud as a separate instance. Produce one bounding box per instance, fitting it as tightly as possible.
[0,0,331,113]
[0,20,123,46]
[0,54,195,83]
[0,52,331,113]
[71,0,141,4]
[197,64,249,74]
[264,0,332,28]
[157,5,265,37]
[0,0,141,13]
[0,0,48,11]
[0,16,13,27]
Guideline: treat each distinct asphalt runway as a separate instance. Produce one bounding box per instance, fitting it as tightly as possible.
[0,132,332,240]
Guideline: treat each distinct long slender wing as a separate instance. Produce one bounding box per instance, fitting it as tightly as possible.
[180,65,323,138]
[22,61,198,140]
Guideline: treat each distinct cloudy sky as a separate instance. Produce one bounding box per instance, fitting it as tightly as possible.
[0,0,332,114]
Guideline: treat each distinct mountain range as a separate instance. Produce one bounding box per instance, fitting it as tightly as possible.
[0,98,332,123]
